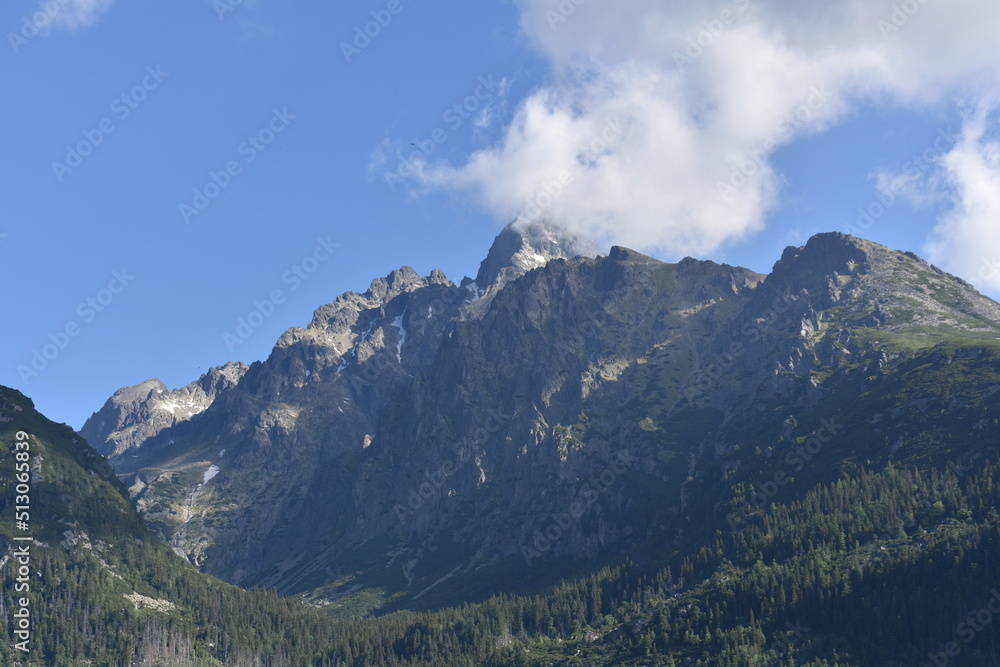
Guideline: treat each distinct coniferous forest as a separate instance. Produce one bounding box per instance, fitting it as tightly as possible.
[3,380,1000,665]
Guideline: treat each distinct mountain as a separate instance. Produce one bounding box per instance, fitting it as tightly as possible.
[8,381,1000,665]
[76,222,1000,663]
[468,219,602,315]
[0,385,359,665]
[79,361,248,458]
[81,220,604,583]
[2,383,629,666]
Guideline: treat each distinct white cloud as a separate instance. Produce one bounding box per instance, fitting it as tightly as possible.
[35,0,113,31]
[385,0,1000,260]
[924,101,1000,294]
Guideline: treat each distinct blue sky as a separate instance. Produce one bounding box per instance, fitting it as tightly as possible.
[3,0,1000,429]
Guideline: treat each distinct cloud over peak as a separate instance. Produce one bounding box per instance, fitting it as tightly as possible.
[383,1,1000,281]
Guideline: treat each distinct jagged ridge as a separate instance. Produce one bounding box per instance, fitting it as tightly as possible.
[79,224,1000,614]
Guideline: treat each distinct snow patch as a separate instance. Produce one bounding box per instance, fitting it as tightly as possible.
[391,310,407,363]
[465,283,483,303]
[218,449,225,458]
[360,318,377,343]
[349,318,379,360]
[203,465,220,484]
[426,306,433,319]
[160,398,205,416]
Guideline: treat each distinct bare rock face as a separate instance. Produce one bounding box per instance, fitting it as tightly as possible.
[80,361,248,459]
[464,219,602,317]
[80,224,1000,611]
[763,232,1000,328]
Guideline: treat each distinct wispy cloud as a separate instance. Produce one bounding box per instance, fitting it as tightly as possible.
[923,100,1000,293]
[36,0,114,31]
[388,0,1000,261]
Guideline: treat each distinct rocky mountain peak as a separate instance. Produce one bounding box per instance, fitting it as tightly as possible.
[474,220,601,291]
[769,232,877,283]
[427,268,450,285]
[607,245,664,265]
[80,363,249,459]
[77,227,1000,615]
[752,232,1000,339]
[194,361,249,395]
[365,266,423,301]
[464,220,602,316]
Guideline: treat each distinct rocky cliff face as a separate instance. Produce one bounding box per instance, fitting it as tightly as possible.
[466,219,602,316]
[81,221,599,581]
[349,246,763,567]
[80,224,1000,612]
[80,361,248,458]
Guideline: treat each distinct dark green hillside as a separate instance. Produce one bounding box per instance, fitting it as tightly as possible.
[0,386,335,665]
[6,334,1000,666]
[10,230,1000,665]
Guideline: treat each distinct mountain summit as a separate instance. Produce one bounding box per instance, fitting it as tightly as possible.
[80,228,1000,620]
[80,361,248,458]
[473,219,602,293]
